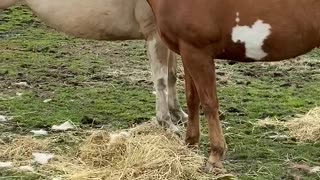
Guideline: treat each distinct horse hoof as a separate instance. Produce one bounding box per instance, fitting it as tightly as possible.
[170,110,188,126]
[169,124,182,137]
[204,161,226,175]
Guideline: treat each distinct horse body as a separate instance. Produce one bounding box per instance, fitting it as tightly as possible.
[1,0,187,133]
[147,0,320,172]
[23,0,150,40]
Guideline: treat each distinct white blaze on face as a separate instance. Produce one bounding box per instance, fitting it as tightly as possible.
[232,13,271,60]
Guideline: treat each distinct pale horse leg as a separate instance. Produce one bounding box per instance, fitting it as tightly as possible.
[167,51,188,124]
[146,33,187,133]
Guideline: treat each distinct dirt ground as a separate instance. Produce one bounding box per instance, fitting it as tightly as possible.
[1,7,320,180]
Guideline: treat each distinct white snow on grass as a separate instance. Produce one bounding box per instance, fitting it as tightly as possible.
[31,129,48,136]
[16,92,24,96]
[32,153,54,165]
[0,115,11,122]
[52,121,75,131]
[310,166,320,174]
[43,99,52,103]
[13,82,30,87]
[0,162,13,168]
[18,165,34,172]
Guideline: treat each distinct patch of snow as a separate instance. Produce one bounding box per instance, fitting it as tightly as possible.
[19,165,34,172]
[268,135,288,140]
[32,153,54,165]
[0,115,8,122]
[52,177,62,180]
[31,129,48,136]
[119,131,130,138]
[52,121,75,131]
[310,166,320,174]
[0,162,13,168]
[16,92,24,96]
[14,82,29,87]
[43,99,52,103]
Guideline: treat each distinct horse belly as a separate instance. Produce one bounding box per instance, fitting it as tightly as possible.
[217,30,319,62]
[27,0,145,40]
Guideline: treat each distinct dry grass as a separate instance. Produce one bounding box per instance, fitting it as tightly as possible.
[286,107,320,142]
[0,121,234,179]
[64,121,210,180]
[0,136,49,162]
[258,107,320,142]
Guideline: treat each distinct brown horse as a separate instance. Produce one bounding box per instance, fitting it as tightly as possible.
[0,0,188,133]
[146,0,320,172]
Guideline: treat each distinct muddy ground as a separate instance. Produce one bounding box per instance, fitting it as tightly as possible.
[1,7,320,180]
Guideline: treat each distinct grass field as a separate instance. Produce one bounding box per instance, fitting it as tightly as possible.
[1,7,320,179]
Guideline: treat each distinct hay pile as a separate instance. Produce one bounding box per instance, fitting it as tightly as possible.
[0,121,231,179]
[0,136,49,162]
[286,107,320,141]
[259,107,320,142]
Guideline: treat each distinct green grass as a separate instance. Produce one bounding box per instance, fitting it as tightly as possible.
[1,6,320,179]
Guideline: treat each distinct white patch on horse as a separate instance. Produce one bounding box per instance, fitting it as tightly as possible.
[235,12,240,23]
[232,15,271,60]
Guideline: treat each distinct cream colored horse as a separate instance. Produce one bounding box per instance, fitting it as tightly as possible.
[0,0,187,132]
